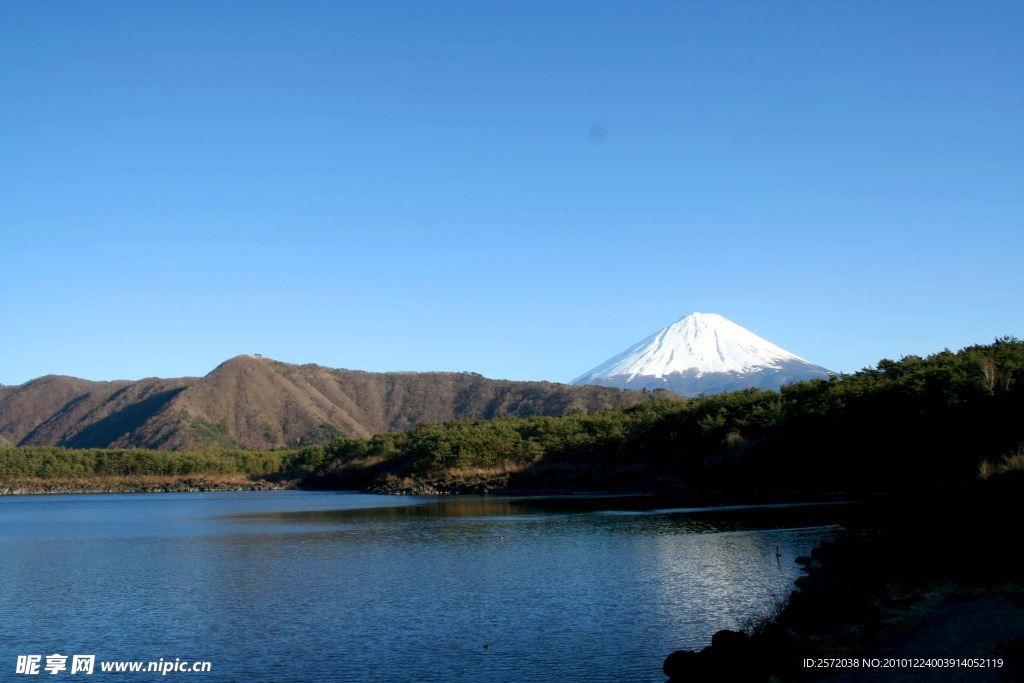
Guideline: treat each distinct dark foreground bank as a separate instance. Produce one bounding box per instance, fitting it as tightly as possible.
[662,475,1024,682]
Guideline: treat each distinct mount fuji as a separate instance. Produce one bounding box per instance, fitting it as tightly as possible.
[570,312,833,396]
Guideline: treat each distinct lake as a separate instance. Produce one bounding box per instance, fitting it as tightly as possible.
[0,491,848,681]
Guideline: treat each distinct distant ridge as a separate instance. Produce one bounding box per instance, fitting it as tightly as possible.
[0,356,660,451]
[571,312,832,396]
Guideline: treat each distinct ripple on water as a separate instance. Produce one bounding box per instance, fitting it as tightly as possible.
[0,492,848,682]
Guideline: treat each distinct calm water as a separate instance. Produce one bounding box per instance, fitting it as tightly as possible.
[0,492,848,681]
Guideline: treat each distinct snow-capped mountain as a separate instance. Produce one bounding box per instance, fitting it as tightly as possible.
[570,312,832,396]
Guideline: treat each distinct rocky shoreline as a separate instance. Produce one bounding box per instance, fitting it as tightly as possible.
[662,480,1024,681]
[0,476,287,495]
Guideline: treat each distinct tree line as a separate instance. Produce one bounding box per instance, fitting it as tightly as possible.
[283,336,1024,492]
[0,446,289,480]
[3,337,1022,493]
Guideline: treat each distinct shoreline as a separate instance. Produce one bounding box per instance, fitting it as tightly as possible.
[0,475,289,496]
[663,479,1024,681]
[1,474,887,505]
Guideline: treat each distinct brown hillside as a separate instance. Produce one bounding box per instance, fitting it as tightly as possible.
[0,375,197,448]
[1,356,668,450]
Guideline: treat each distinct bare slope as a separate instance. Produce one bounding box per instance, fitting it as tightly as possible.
[1,356,659,450]
[0,375,195,449]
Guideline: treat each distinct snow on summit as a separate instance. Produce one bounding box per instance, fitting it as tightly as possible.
[571,313,832,396]
[577,312,811,379]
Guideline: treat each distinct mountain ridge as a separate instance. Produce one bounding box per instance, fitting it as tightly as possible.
[0,356,662,451]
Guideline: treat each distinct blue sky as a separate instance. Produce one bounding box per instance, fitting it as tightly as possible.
[2,1,1021,386]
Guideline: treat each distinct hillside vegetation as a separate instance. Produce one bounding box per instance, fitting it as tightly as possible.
[3,338,1020,495]
[281,337,1024,493]
[0,356,656,450]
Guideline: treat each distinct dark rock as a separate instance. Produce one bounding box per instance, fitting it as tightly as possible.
[664,631,766,682]
[711,628,752,652]
[881,594,925,610]
[663,647,714,680]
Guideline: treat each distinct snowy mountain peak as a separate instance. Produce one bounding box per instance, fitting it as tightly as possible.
[570,313,831,396]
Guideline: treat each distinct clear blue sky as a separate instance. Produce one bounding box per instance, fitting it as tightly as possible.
[2,1,1021,386]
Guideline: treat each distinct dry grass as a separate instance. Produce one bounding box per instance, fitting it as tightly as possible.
[369,461,532,495]
[443,461,527,478]
[979,445,1024,479]
[988,632,1024,677]
[741,587,791,637]
[0,474,283,495]
[355,455,388,469]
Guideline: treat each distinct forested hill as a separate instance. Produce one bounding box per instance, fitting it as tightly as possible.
[2,339,1021,495]
[0,356,659,451]
[285,337,1024,494]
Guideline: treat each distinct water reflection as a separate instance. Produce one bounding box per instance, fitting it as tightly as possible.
[0,492,850,682]
[221,494,853,529]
